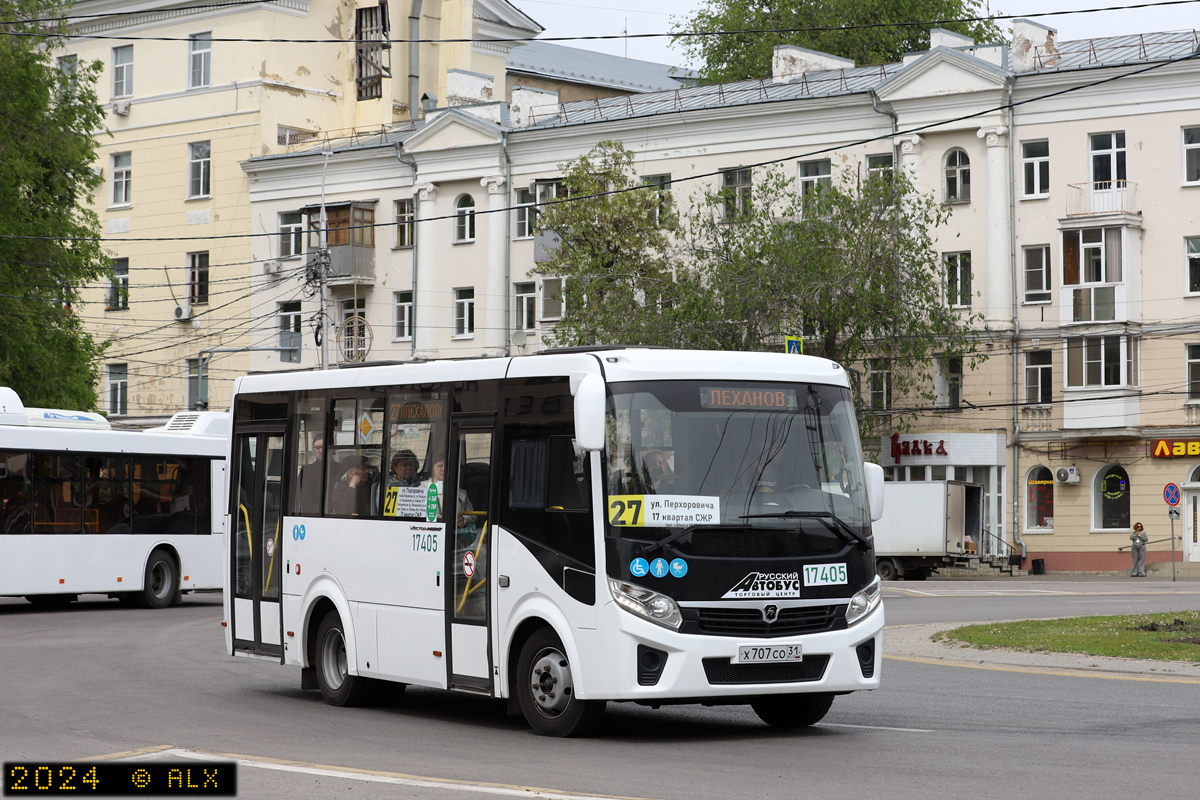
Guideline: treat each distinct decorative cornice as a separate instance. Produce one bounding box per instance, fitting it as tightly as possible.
[73,0,309,36]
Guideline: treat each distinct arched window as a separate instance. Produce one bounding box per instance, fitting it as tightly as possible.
[1026,466,1054,530]
[1094,464,1130,530]
[1189,463,1200,483]
[454,194,476,243]
[944,148,971,203]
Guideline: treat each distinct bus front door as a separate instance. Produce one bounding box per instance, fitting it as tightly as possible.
[230,430,286,659]
[446,419,494,692]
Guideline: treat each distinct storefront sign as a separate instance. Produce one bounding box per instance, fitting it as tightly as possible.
[1152,439,1200,458]
[889,432,948,464]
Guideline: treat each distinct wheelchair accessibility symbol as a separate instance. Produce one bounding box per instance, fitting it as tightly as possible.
[292,524,306,541]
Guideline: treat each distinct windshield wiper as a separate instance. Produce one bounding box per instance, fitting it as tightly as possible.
[738,510,871,551]
[644,525,702,555]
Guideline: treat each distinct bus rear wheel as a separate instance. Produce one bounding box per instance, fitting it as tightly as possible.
[516,628,605,737]
[751,692,834,729]
[136,549,178,609]
[314,610,371,707]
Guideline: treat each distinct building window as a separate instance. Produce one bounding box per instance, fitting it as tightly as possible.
[1187,236,1200,293]
[1095,464,1130,530]
[1021,140,1050,198]
[107,364,128,416]
[868,359,891,411]
[867,153,893,178]
[642,174,671,226]
[186,358,208,410]
[1023,245,1051,303]
[57,54,78,99]
[798,160,831,215]
[394,291,413,340]
[1065,335,1138,388]
[1063,228,1121,322]
[1188,344,1200,401]
[1186,127,1200,184]
[188,141,210,198]
[312,206,375,247]
[944,148,971,203]
[395,199,414,248]
[454,195,476,243]
[279,301,302,363]
[945,252,971,308]
[936,357,963,410]
[1025,350,1052,404]
[112,45,133,98]
[453,288,475,336]
[279,212,303,258]
[515,282,536,331]
[535,180,560,209]
[1026,466,1054,530]
[107,257,129,311]
[355,5,386,101]
[722,167,752,220]
[1090,132,1126,190]
[188,33,211,89]
[188,252,209,305]
[111,152,131,206]
[541,277,563,321]
[514,189,536,238]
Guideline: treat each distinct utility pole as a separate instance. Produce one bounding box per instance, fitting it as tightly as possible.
[319,148,333,370]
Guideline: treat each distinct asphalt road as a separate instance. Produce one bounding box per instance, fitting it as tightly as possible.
[2,580,1198,800]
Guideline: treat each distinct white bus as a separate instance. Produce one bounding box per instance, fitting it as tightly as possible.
[223,348,885,736]
[0,387,228,609]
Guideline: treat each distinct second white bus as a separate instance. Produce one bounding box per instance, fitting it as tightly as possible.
[223,348,884,735]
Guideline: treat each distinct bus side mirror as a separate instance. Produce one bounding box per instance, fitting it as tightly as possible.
[864,462,885,522]
[573,373,606,452]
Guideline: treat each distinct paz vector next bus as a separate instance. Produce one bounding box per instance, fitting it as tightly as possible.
[223,348,885,736]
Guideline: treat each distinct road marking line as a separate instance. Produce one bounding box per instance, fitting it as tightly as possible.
[885,655,1200,684]
[819,722,934,733]
[87,744,176,760]
[117,748,661,800]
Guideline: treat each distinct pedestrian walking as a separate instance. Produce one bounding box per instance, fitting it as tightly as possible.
[1129,522,1147,577]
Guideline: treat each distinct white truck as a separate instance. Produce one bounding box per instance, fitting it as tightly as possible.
[871,480,984,580]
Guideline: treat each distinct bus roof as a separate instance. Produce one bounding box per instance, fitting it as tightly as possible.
[231,349,851,397]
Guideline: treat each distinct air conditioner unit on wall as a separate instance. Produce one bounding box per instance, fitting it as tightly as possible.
[1055,466,1080,484]
[173,304,192,322]
[262,259,282,275]
[113,100,131,116]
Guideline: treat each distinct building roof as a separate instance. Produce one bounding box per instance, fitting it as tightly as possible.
[507,40,695,93]
[524,29,1199,130]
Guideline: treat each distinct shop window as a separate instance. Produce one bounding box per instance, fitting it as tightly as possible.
[1026,466,1054,530]
[1094,464,1130,530]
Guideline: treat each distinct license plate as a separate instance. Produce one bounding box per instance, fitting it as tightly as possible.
[736,643,803,663]
[803,563,847,586]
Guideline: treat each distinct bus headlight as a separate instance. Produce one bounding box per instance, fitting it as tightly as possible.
[845,577,881,626]
[608,578,683,631]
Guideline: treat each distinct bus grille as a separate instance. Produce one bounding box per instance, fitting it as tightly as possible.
[701,655,830,685]
[688,605,845,637]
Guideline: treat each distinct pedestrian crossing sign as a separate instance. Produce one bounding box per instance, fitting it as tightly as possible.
[784,336,803,355]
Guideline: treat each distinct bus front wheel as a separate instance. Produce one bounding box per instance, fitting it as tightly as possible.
[751,692,834,729]
[136,549,178,609]
[314,610,371,707]
[516,628,605,737]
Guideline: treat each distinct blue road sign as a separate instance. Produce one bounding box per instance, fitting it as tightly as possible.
[784,336,803,355]
[1164,483,1181,506]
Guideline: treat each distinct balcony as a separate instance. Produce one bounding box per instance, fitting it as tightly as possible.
[1065,181,1137,217]
[326,244,374,286]
[1021,406,1054,432]
[1062,389,1139,431]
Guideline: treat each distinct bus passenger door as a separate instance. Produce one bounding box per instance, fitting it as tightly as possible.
[230,429,286,659]
[446,418,495,692]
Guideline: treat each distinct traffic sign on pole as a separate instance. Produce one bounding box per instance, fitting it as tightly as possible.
[1164,483,1181,506]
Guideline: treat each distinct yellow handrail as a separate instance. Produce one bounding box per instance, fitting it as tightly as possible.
[238,504,253,560]
[264,516,280,595]
[455,520,488,614]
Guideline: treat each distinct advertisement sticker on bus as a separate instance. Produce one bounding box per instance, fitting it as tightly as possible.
[721,572,803,599]
[607,495,720,527]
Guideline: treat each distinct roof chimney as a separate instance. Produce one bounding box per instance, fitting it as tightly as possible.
[772,45,854,84]
[929,28,975,49]
[1011,19,1058,73]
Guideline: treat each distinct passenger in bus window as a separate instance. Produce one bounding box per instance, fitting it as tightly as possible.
[296,436,324,515]
[329,455,377,517]
[388,450,420,487]
[642,449,669,492]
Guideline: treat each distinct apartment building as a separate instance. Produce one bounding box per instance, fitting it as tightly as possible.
[241,21,1200,570]
[64,0,542,423]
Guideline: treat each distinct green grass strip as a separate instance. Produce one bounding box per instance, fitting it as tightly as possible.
[933,610,1200,663]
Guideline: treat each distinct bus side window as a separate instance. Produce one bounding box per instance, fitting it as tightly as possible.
[0,451,31,535]
[546,436,588,512]
[502,434,594,568]
[290,393,327,517]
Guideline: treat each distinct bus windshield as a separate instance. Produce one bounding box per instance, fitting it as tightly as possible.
[605,380,868,555]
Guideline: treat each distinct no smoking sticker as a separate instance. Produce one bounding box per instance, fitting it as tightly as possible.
[463,551,476,578]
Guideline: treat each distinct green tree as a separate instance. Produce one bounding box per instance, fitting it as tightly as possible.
[674,0,1003,83]
[0,0,110,409]
[534,140,681,348]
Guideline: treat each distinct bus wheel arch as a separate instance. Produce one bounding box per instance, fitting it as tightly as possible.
[313,607,371,707]
[135,546,181,609]
[513,624,605,737]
